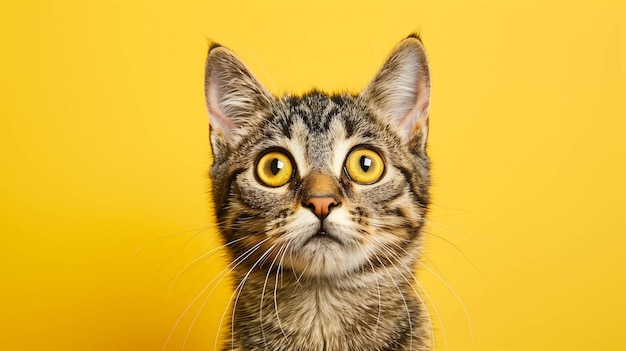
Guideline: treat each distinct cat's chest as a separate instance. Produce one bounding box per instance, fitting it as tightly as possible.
[234,275,405,351]
[278,284,355,333]
[249,282,358,335]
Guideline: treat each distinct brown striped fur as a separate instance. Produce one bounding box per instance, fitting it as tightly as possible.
[205,35,432,351]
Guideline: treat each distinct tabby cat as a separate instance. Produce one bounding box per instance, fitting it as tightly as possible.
[205,34,432,351]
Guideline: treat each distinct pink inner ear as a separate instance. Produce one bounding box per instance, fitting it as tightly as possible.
[398,80,430,140]
[208,84,235,135]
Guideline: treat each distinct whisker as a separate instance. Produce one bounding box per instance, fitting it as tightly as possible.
[287,245,304,287]
[274,243,290,341]
[365,257,383,333]
[417,259,475,350]
[164,236,248,299]
[260,243,283,349]
[139,224,217,286]
[423,230,484,278]
[425,219,491,245]
[134,223,218,254]
[201,239,271,350]
[229,243,277,350]
[371,249,414,351]
[162,237,269,351]
[378,241,445,351]
[412,273,443,351]
[419,252,446,281]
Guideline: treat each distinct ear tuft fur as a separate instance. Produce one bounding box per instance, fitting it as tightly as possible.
[406,32,423,42]
[208,41,222,51]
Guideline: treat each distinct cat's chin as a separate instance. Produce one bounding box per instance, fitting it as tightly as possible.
[281,233,370,279]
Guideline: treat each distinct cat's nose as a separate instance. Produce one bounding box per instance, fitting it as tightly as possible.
[305,196,338,221]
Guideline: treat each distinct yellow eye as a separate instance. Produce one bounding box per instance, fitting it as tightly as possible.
[255,151,294,187]
[344,148,385,184]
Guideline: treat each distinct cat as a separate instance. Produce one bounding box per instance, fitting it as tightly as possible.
[205,34,432,351]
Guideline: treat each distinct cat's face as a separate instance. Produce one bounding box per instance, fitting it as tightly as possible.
[206,36,431,279]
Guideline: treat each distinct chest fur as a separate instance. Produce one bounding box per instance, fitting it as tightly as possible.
[229,271,425,351]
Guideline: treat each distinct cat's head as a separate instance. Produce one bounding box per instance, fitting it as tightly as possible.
[205,35,431,279]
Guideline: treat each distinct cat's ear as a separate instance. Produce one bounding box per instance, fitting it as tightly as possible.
[205,44,273,161]
[359,35,431,152]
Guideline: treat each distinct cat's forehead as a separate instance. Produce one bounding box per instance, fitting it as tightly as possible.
[236,91,397,177]
[271,92,361,172]
[279,92,354,132]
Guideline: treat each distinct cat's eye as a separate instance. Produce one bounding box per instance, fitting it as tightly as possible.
[344,148,385,185]
[255,151,295,187]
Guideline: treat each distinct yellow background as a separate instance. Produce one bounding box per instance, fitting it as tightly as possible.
[1,0,625,350]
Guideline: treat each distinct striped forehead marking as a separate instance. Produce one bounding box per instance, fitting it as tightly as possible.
[276,94,356,177]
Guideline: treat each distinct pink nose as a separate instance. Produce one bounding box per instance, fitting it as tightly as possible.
[305,196,338,220]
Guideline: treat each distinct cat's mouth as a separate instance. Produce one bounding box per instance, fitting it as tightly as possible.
[303,228,343,246]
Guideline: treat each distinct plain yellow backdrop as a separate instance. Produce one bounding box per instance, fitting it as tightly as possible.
[1,0,624,350]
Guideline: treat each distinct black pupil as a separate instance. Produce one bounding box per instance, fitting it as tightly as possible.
[359,156,372,172]
[270,158,283,175]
